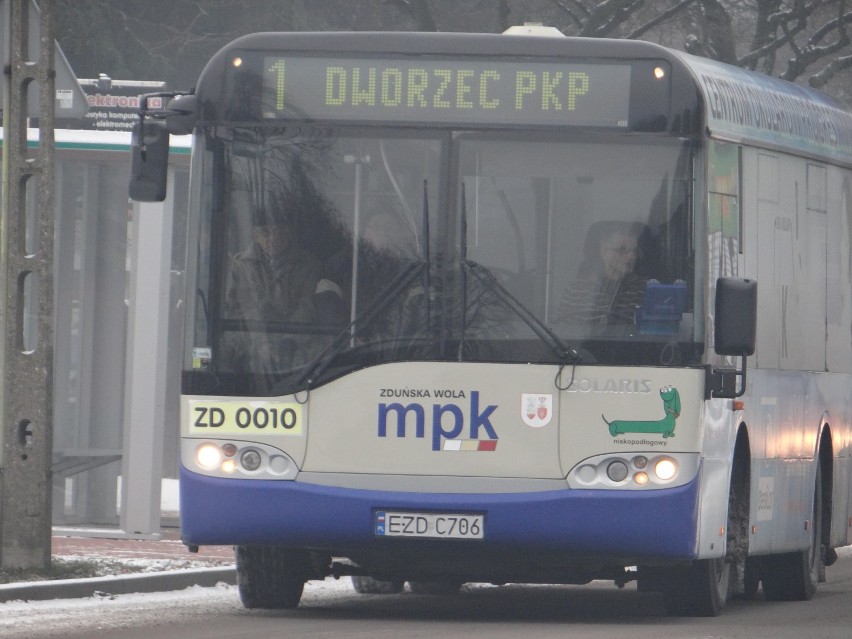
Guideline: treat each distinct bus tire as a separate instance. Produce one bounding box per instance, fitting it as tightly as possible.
[738,557,760,600]
[235,545,308,609]
[407,580,463,595]
[661,557,729,617]
[762,461,824,601]
[351,575,405,594]
[664,441,749,616]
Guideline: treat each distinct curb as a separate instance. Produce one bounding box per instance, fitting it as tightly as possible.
[0,566,236,603]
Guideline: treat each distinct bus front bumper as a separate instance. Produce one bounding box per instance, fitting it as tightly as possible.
[179,466,700,562]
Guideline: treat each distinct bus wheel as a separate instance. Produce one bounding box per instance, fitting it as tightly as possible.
[236,545,308,609]
[738,557,760,600]
[408,581,463,595]
[762,463,824,601]
[351,576,405,594]
[661,557,730,617]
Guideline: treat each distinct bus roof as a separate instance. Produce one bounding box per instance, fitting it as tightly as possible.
[196,30,852,166]
[672,50,852,166]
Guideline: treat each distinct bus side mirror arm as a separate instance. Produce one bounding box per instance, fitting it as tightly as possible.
[704,361,748,399]
[704,277,757,400]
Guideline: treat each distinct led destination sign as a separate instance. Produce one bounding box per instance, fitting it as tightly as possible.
[261,56,633,127]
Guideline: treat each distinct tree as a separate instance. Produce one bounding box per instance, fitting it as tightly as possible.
[55,0,850,101]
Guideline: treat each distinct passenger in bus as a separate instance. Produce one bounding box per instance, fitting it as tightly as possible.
[222,206,345,370]
[557,221,648,325]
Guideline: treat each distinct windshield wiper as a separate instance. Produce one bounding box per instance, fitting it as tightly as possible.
[463,260,583,364]
[294,261,426,388]
[458,184,580,365]
[296,181,434,389]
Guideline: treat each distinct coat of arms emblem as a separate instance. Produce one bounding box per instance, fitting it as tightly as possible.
[521,394,552,428]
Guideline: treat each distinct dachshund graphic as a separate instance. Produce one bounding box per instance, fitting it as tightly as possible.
[603,386,681,438]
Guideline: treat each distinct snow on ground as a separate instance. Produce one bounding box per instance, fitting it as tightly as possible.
[0,577,355,638]
[2,546,851,638]
[51,555,232,575]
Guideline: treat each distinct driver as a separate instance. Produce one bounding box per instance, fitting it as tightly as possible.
[557,221,647,325]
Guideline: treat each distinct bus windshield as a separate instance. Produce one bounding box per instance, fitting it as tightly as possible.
[188,126,699,396]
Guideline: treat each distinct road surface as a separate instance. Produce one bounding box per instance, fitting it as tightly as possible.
[4,551,851,639]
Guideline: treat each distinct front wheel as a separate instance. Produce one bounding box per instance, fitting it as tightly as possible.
[660,557,730,617]
[236,545,309,609]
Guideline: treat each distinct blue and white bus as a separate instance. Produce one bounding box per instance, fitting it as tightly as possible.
[130,26,852,616]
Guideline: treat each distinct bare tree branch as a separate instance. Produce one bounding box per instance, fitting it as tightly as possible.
[809,53,852,88]
[545,0,591,31]
[626,0,698,40]
[807,5,851,45]
[56,0,852,101]
[779,2,848,80]
[386,0,439,30]
[582,0,645,37]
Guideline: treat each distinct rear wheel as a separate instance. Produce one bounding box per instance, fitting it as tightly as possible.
[762,462,824,601]
[236,545,309,609]
[737,557,760,600]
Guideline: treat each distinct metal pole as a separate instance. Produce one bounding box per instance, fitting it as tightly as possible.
[119,194,171,538]
[0,0,56,570]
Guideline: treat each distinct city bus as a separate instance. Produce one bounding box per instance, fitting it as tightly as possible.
[129,26,852,616]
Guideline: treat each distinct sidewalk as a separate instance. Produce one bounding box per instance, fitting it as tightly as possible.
[0,528,236,603]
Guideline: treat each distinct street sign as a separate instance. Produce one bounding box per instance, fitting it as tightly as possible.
[55,77,165,131]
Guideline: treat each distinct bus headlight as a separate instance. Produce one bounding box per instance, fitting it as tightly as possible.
[654,458,678,481]
[183,440,299,480]
[566,453,697,490]
[196,443,223,471]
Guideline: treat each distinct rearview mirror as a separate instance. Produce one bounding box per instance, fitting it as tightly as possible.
[129,119,169,202]
[715,277,757,356]
[706,277,757,399]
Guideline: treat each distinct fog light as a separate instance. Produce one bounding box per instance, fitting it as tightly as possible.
[241,449,262,471]
[655,458,678,481]
[606,460,629,482]
[196,443,222,471]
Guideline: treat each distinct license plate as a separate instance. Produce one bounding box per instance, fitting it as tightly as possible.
[374,511,484,539]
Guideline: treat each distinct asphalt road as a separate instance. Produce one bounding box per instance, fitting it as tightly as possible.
[5,552,852,639]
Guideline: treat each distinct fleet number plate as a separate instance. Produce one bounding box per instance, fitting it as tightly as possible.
[375,511,484,539]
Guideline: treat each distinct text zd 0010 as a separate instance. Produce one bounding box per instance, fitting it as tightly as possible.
[188,400,304,436]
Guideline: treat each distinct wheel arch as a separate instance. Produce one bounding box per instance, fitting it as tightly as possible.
[816,421,833,552]
[727,422,752,557]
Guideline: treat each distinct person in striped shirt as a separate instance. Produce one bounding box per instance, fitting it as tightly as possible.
[557,221,648,325]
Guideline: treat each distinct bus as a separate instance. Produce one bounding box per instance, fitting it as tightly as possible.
[129,26,852,617]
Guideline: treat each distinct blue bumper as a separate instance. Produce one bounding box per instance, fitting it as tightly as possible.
[180,467,699,561]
